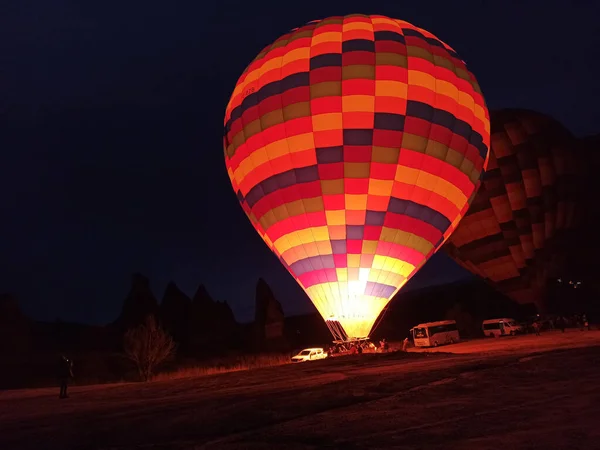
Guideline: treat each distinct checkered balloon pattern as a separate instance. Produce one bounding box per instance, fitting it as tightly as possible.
[445,109,578,307]
[224,14,490,339]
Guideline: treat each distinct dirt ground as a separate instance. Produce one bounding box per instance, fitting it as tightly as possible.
[2,330,599,450]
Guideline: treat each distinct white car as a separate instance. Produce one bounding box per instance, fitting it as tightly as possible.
[291,347,328,363]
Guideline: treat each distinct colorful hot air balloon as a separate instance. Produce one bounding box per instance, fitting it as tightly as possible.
[224,14,490,340]
[444,109,578,310]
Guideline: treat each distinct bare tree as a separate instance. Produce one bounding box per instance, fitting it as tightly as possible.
[124,315,176,381]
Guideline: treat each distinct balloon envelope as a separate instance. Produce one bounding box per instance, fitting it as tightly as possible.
[445,109,578,308]
[224,14,490,339]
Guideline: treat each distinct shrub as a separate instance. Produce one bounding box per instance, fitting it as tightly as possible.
[124,315,176,381]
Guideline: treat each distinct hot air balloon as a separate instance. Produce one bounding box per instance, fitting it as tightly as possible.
[444,109,579,310]
[224,14,490,341]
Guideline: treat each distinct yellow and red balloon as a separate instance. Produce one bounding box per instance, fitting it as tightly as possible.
[224,14,490,339]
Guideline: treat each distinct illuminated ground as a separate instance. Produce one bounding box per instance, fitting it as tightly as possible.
[2,330,599,449]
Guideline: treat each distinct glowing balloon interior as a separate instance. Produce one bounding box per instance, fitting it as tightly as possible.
[223,15,490,340]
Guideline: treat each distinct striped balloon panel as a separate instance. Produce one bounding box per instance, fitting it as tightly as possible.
[445,109,577,307]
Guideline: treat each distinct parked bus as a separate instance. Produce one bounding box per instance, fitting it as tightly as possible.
[482,318,523,337]
[411,320,460,347]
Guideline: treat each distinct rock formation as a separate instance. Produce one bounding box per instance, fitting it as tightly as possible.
[115,273,158,331]
[192,284,214,306]
[254,278,286,350]
[186,284,238,354]
[0,294,31,354]
[159,281,192,348]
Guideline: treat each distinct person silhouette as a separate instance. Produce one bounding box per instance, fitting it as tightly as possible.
[58,355,74,399]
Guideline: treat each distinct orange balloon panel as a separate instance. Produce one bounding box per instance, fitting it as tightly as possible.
[224,15,490,338]
[445,109,577,308]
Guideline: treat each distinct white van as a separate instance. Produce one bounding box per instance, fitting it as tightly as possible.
[411,320,460,347]
[482,318,523,337]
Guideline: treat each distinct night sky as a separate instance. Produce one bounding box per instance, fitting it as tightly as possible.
[3,1,599,325]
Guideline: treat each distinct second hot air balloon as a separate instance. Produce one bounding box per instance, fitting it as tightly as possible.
[444,109,579,310]
[224,14,490,341]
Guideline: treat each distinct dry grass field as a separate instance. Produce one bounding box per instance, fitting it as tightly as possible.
[2,329,599,449]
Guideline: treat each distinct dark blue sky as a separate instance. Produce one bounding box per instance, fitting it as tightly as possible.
[2,1,599,325]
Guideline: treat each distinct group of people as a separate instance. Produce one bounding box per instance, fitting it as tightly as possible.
[328,338,390,356]
[531,313,590,335]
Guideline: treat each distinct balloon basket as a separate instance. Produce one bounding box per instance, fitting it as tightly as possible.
[328,337,378,355]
